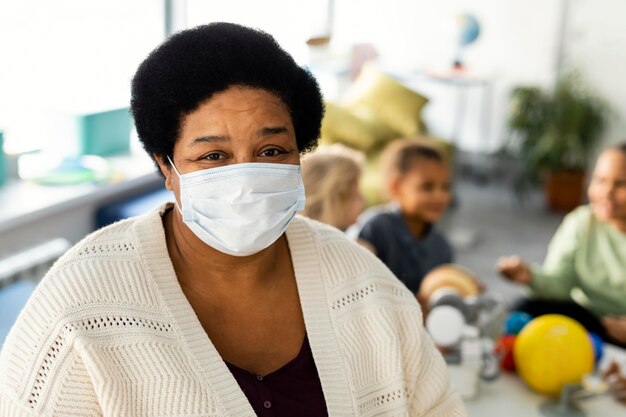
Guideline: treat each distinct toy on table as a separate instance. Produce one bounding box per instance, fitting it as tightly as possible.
[494,334,517,372]
[419,264,480,301]
[421,264,504,397]
[588,332,604,364]
[504,311,533,335]
[493,311,532,372]
[493,312,612,415]
[421,264,481,348]
[514,314,595,397]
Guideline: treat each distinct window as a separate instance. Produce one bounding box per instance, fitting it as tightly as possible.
[0,1,164,154]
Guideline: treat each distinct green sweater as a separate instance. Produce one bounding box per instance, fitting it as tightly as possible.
[530,205,626,317]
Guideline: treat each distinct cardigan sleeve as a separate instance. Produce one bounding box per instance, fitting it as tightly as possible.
[0,390,40,417]
[0,276,104,417]
[409,323,467,416]
[528,208,585,300]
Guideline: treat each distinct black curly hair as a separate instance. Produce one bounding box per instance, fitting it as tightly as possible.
[131,22,324,170]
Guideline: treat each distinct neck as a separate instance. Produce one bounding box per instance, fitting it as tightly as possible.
[608,217,626,233]
[402,212,427,238]
[164,207,285,297]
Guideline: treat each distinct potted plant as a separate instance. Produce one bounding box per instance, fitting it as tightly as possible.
[506,73,609,212]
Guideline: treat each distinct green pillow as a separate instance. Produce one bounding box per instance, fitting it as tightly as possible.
[342,64,429,137]
[320,101,399,152]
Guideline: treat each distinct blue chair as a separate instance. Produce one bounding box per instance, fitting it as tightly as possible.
[96,186,172,228]
[0,280,38,347]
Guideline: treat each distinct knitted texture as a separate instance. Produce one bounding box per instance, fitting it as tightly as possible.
[0,205,465,416]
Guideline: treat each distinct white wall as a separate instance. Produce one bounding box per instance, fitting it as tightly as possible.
[2,1,621,155]
[565,0,626,150]
[331,0,565,153]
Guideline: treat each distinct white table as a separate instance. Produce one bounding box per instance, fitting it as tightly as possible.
[450,344,626,417]
[0,154,162,254]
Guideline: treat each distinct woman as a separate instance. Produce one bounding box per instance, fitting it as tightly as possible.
[0,24,464,416]
[300,144,365,231]
[498,143,626,348]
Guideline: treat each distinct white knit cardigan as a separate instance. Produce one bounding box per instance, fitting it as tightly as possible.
[0,204,465,417]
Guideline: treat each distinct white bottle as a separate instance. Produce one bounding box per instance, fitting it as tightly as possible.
[459,325,482,399]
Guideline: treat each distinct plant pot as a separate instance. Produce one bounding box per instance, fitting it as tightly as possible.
[543,169,586,213]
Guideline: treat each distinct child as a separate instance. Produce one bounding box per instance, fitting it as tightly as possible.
[357,139,453,293]
[498,142,626,348]
[300,144,365,231]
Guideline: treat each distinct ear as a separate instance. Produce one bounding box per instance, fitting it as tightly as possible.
[154,155,174,191]
[387,175,402,199]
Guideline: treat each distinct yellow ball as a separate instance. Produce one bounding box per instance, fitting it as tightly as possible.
[514,314,594,397]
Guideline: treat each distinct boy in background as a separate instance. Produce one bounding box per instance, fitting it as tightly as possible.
[358,139,453,293]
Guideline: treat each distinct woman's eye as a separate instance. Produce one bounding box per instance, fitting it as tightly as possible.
[260,148,283,157]
[205,152,224,161]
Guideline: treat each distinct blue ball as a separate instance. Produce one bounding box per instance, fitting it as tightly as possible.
[504,311,533,335]
[588,332,604,364]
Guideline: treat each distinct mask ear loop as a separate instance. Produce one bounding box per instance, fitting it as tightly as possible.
[167,156,182,177]
[166,156,194,221]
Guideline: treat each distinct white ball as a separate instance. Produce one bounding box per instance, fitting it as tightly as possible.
[426,305,466,347]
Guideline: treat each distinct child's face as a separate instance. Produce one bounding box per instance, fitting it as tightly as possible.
[588,149,626,223]
[392,160,452,223]
[342,179,365,230]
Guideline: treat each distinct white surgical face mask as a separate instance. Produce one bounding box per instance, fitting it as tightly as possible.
[168,157,305,256]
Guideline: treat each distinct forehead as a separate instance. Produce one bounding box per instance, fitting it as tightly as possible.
[405,159,448,175]
[180,87,292,133]
[595,150,626,172]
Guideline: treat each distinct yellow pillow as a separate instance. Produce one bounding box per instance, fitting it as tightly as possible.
[342,64,429,137]
[320,101,399,152]
[360,152,387,207]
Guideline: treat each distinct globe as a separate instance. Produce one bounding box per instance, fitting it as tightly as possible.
[457,13,480,47]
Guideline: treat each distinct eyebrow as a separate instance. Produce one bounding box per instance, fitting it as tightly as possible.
[258,126,289,137]
[190,135,228,146]
[189,126,289,147]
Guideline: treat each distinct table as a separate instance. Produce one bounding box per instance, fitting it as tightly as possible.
[450,344,626,416]
[0,153,162,254]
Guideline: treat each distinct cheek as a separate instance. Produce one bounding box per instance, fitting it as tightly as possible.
[406,190,429,209]
[587,183,601,201]
[440,188,452,203]
[616,189,626,208]
[352,193,364,211]
[348,193,364,218]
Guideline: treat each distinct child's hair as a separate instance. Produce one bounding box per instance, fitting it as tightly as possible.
[380,137,448,197]
[301,144,365,228]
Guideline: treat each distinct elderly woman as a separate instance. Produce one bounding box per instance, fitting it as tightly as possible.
[0,23,464,416]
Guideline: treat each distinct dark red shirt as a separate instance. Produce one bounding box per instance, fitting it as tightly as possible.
[225,335,328,416]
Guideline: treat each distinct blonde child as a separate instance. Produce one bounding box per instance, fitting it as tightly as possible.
[300,144,365,231]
